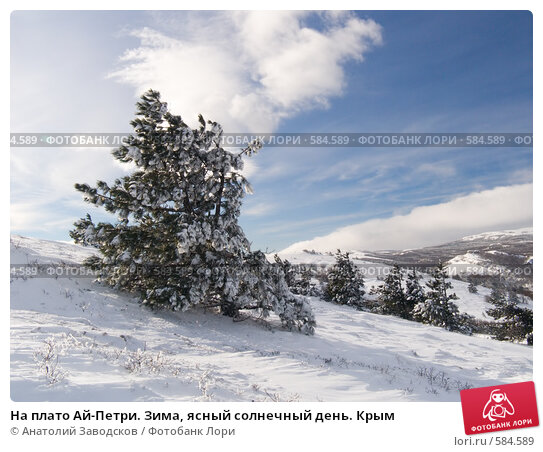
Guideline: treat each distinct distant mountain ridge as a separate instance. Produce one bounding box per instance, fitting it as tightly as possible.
[276,227,533,268]
[369,227,533,266]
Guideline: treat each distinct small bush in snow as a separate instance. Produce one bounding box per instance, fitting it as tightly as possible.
[123,349,170,374]
[34,337,66,385]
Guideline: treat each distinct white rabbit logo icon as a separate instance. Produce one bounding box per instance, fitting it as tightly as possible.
[483,389,515,421]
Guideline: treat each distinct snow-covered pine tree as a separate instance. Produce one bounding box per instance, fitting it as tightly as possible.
[486,286,533,345]
[293,265,313,296]
[323,250,365,308]
[467,280,478,294]
[405,268,425,315]
[274,255,313,296]
[374,264,411,318]
[70,90,315,334]
[412,262,463,331]
[273,255,295,288]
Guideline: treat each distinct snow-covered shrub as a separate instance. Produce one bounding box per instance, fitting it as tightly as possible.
[34,337,66,385]
[71,90,315,334]
[123,349,170,374]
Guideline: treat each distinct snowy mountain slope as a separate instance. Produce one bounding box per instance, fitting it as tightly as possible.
[277,227,533,267]
[460,227,533,242]
[378,227,532,268]
[10,236,532,402]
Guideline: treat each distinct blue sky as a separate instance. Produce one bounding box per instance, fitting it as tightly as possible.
[10,11,533,252]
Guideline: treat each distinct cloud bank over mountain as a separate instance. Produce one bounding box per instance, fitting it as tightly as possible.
[282,183,533,252]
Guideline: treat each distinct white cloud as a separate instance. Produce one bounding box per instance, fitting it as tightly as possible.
[109,12,382,133]
[11,13,382,237]
[282,183,533,252]
[243,202,276,217]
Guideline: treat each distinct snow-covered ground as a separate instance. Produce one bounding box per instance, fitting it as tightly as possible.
[10,236,532,402]
[446,252,490,267]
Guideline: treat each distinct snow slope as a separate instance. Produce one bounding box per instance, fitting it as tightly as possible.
[10,236,532,402]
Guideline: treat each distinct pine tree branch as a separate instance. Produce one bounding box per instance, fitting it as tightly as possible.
[95,193,181,214]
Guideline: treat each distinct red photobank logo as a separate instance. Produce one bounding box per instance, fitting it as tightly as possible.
[460,381,539,435]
